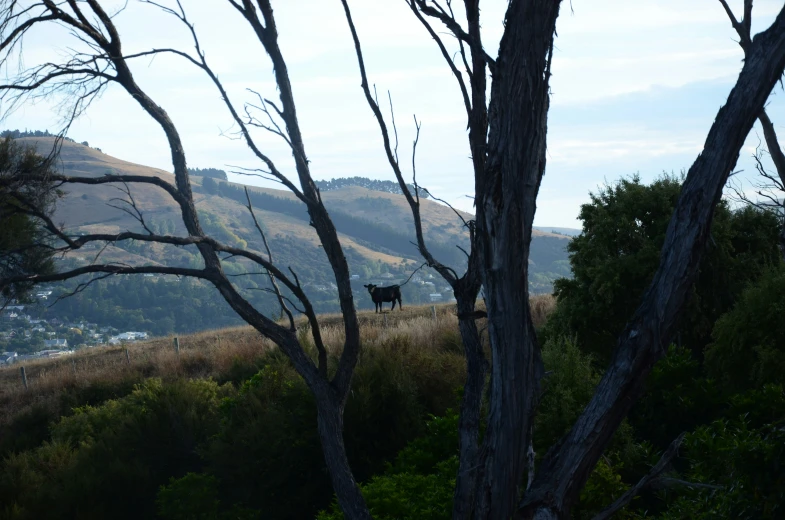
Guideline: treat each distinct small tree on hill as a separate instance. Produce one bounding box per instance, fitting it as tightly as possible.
[2,1,785,519]
[0,136,61,304]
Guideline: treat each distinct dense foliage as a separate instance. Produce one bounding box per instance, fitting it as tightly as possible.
[0,137,61,303]
[705,265,785,392]
[0,333,465,520]
[545,174,781,361]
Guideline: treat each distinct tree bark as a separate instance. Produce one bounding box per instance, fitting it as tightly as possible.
[314,384,373,520]
[452,285,487,520]
[521,8,785,518]
[473,2,561,519]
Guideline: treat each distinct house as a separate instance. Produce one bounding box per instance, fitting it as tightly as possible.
[379,273,394,279]
[38,349,72,359]
[116,332,148,341]
[0,352,17,365]
[44,338,68,349]
[350,274,360,280]
[429,293,443,302]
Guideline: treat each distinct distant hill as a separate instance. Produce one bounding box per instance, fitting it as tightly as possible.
[12,137,571,334]
[533,226,581,237]
[314,176,429,199]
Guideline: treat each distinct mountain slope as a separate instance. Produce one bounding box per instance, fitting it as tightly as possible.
[21,137,570,294]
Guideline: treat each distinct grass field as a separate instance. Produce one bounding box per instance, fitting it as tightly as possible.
[0,296,555,427]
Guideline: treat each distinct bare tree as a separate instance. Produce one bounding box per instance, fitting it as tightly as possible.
[720,0,785,259]
[0,1,370,518]
[3,2,785,520]
[340,1,785,519]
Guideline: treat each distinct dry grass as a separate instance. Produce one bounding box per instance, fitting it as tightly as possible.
[0,299,557,426]
[530,293,557,329]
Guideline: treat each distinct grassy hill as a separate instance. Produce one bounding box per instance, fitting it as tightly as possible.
[12,137,571,335]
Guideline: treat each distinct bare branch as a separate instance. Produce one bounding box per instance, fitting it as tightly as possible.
[410,0,495,72]
[592,433,686,520]
[406,1,471,119]
[243,186,304,337]
[340,0,458,286]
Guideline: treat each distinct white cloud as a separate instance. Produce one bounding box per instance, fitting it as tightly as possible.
[3,0,785,228]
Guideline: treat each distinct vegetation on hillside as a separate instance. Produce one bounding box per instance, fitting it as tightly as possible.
[189,168,228,181]
[2,167,785,518]
[314,177,430,199]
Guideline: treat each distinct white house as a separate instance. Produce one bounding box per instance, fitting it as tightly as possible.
[429,293,443,302]
[44,338,69,349]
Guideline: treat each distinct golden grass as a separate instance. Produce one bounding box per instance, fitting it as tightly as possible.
[530,293,557,329]
[0,299,557,426]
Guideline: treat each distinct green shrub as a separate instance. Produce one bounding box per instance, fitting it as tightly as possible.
[535,336,600,452]
[630,345,723,449]
[206,339,463,520]
[317,413,459,520]
[546,175,781,361]
[0,378,229,519]
[157,472,259,520]
[661,417,785,519]
[705,265,785,392]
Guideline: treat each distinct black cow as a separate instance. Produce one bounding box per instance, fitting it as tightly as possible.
[363,284,402,313]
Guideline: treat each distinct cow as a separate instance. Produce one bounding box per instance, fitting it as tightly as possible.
[363,284,402,313]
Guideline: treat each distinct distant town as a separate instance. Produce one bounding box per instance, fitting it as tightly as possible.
[1,286,150,365]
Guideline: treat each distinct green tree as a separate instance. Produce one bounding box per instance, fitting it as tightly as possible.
[546,174,781,361]
[202,176,218,195]
[0,137,60,303]
[705,265,785,392]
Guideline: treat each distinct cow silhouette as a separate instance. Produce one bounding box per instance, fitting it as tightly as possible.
[363,284,402,313]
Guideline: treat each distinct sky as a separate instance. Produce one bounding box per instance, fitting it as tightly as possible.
[2,0,784,228]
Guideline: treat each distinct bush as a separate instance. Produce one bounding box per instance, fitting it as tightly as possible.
[535,336,600,452]
[0,379,229,519]
[705,265,785,392]
[205,336,464,520]
[157,472,259,520]
[661,416,785,519]
[317,413,459,520]
[545,175,781,361]
[630,345,723,449]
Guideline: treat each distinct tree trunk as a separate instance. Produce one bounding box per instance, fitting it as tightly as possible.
[314,385,372,520]
[521,8,785,518]
[473,2,562,518]
[452,288,487,520]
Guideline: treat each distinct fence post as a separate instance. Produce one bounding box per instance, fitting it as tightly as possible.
[19,366,28,390]
[71,358,76,375]
[173,337,180,356]
[431,305,437,321]
[125,348,131,365]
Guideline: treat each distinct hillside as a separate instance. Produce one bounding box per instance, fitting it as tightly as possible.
[9,137,571,335]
